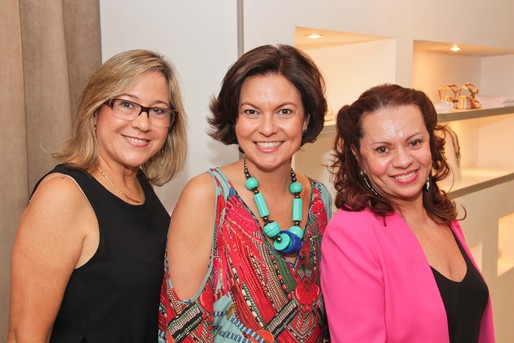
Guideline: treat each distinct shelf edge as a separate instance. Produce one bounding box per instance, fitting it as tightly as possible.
[448,172,514,198]
[438,106,514,122]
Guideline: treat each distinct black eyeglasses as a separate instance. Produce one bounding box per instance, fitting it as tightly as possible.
[104,98,177,128]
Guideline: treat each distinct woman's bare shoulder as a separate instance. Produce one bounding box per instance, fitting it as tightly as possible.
[176,172,216,205]
[27,172,90,219]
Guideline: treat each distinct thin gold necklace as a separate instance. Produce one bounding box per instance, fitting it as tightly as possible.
[97,167,143,205]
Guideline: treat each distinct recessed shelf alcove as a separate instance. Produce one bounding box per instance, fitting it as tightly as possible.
[498,213,514,276]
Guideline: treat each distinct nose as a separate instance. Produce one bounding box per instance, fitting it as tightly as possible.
[392,147,414,168]
[131,108,151,131]
[259,113,278,136]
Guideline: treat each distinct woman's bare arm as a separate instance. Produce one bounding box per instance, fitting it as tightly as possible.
[7,175,95,342]
[167,173,216,300]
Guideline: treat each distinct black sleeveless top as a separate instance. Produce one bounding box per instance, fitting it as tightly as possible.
[36,164,170,343]
[431,233,489,343]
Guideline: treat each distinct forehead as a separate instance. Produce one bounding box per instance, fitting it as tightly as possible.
[361,104,426,140]
[240,73,300,99]
[116,71,169,98]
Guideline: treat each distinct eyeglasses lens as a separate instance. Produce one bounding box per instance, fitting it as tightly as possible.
[109,98,175,128]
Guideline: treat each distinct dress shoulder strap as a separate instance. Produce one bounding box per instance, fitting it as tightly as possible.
[207,167,233,201]
[310,178,333,220]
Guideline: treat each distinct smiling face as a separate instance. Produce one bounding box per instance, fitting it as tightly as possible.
[95,71,170,171]
[355,104,432,206]
[235,73,306,172]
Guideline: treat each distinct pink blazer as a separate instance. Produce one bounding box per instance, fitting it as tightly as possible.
[321,208,495,343]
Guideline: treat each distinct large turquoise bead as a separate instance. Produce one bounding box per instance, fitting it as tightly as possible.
[253,193,269,217]
[288,225,304,239]
[274,231,292,251]
[263,221,280,238]
[245,177,259,190]
[289,181,302,194]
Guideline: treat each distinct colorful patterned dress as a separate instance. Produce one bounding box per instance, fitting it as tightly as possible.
[159,167,332,342]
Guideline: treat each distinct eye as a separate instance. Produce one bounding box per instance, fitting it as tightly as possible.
[118,100,136,109]
[277,108,294,117]
[242,109,259,116]
[409,139,423,148]
[150,107,169,116]
[375,146,389,154]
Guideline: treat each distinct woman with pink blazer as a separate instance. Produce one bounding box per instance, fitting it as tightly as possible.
[321,84,495,343]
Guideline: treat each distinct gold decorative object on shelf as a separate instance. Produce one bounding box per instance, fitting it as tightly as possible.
[438,83,458,108]
[457,82,481,110]
[438,82,481,110]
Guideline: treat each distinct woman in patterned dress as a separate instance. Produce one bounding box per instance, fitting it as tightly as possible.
[159,44,332,342]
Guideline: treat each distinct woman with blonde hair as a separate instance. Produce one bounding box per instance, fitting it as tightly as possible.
[8,49,187,342]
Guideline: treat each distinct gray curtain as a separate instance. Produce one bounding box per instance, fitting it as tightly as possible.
[0,0,101,336]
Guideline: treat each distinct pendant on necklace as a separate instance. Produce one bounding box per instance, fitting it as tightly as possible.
[243,159,304,255]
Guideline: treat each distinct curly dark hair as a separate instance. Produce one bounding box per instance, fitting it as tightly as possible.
[331,83,462,224]
[208,44,327,146]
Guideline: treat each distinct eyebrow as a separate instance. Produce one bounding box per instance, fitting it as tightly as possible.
[369,132,425,145]
[116,93,170,107]
[239,101,299,108]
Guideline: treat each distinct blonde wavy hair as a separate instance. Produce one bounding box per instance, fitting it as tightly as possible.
[53,49,187,186]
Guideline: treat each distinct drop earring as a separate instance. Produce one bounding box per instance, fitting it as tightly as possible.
[360,170,379,196]
[425,176,430,191]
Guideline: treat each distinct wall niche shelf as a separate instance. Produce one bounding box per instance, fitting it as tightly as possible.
[442,167,514,199]
[437,105,514,123]
[498,213,514,277]
[321,105,514,137]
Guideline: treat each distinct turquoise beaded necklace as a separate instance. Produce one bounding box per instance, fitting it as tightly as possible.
[243,159,304,255]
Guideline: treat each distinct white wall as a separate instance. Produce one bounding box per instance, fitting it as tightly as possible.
[100,0,239,211]
[481,55,514,96]
[302,39,397,112]
[243,0,514,85]
[412,51,483,104]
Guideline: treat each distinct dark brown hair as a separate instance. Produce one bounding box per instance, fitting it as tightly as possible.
[208,44,327,146]
[331,83,460,224]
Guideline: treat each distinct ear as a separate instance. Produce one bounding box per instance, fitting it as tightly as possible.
[303,116,309,131]
[92,111,98,132]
